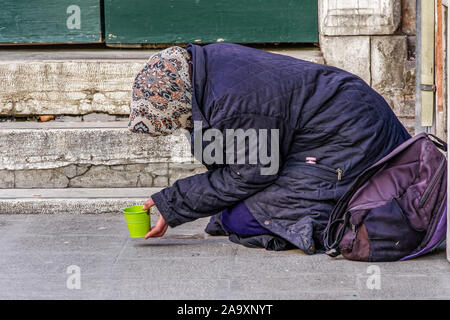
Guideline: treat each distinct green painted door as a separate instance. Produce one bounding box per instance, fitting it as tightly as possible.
[104,0,318,44]
[0,0,102,44]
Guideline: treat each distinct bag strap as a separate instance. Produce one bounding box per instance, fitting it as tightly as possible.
[428,133,448,152]
[324,211,351,257]
[323,165,379,256]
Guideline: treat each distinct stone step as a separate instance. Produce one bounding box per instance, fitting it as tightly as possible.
[0,121,205,189]
[0,48,323,116]
[0,188,162,214]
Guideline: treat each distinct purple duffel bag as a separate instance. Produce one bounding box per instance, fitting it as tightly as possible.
[324,133,447,262]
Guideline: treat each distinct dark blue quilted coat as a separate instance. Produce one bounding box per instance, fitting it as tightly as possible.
[151,43,411,254]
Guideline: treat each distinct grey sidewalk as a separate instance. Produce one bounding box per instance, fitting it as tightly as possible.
[0,213,449,300]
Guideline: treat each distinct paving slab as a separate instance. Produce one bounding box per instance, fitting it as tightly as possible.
[0,214,448,300]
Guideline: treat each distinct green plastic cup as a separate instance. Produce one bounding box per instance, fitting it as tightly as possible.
[122,205,150,238]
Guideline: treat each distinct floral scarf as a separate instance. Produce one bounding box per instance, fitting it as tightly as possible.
[128,46,192,136]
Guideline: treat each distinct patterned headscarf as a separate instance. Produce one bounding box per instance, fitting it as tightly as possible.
[128,46,192,136]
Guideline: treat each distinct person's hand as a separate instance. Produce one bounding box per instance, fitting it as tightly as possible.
[142,197,168,239]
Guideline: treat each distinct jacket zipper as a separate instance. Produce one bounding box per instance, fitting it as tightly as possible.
[418,159,446,208]
[302,162,343,181]
[336,168,343,181]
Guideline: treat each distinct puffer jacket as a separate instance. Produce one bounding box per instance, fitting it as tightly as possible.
[151,43,411,254]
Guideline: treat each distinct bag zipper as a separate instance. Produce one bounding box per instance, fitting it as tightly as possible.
[417,196,446,249]
[418,159,446,208]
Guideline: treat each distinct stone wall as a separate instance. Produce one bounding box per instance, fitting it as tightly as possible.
[0,162,207,189]
[0,3,419,190]
[0,49,323,190]
[0,50,323,117]
[319,0,416,134]
[0,125,206,189]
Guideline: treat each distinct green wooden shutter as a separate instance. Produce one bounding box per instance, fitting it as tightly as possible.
[0,0,102,44]
[104,0,318,44]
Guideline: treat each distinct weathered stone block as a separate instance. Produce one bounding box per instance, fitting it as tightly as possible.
[4,163,171,189]
[397,116,415,136]
[168,162,207,185]
[0,128,192,170]
[138,163,169,187]
[401,0,416,35]
[136,173,154,187]
[370,36,415,122]
[371,36,409,91]
[153,176,169,187]
[320,35,371,84]
[320,0,401,35]
[143,163,168,176]
[0,60,145,116]
[68,165,140,188]
[381,91,416,118]
[59,164,79,178]
[14,169,69,188]
[0,170,14,188]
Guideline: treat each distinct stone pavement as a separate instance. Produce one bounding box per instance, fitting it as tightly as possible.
[0,214,448,300]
